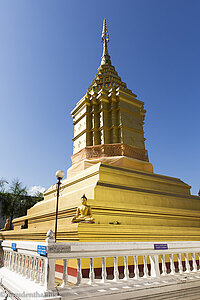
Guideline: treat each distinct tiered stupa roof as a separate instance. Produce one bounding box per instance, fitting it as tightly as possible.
[87,19,133,95]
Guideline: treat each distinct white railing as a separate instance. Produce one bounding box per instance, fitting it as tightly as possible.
[2,240,48,288]
[1,232,200,293]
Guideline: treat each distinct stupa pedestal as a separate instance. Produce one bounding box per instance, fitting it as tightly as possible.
[2,155,199,242]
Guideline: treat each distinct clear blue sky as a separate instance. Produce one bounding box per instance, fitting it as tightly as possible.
[0,0,199,195]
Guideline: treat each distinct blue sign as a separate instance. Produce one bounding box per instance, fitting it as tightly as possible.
[37,245,47,256]
[154,244,168,250]
[11,243,17,251]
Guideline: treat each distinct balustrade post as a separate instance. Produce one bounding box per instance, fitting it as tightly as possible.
[143,255,148,278]
[39,259,44,284]
[26,256,30,278]
[113,256,119,282]
[18,254,22,273]
[61,259,68,287]
[124,256,129,280]
[161,255,167,276]
[43,258,56,291]
[9,252,13,270]
[12,253,16,272]
[169,254,175,275]
[11,253,14,271]
[7,251,10,268]
[184,253,190,273]
[17,253,20,272]
[88,258,95,285]
[15,253,19,272]
[15,253,18,272]
[21,255,26,276]
[3,251,6,267]
[4,251,8,268]
[192,253,197,272]
[30,257,35,280]
[101,257,107,283]
[35,258,40,283]
[150,255,160,277]
[76,258,82,285]
[134,256,139,279]
[43,229,56,291]
[177,253,183,274]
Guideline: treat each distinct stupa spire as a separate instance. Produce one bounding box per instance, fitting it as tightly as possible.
[87,19,132,94]
[101,19,111,65]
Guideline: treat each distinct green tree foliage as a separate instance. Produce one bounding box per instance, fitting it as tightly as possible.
[0,178,8,193]
[0,178,43,229]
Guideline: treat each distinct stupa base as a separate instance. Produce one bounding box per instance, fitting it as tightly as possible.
[1,157,199,243]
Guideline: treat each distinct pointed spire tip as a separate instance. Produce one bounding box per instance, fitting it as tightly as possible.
[101,19,111,65]
[101,18,109,43]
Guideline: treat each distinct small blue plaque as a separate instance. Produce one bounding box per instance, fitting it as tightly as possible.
[154,244,168,250]
[37,245,47,256]
[11,243,17,251]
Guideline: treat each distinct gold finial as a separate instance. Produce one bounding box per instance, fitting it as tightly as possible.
[101,19,111,65]
[101,18,109,43]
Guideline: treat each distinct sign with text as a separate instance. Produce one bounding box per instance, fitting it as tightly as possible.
[154,244,168,250]
[11,243,17,251]
[37,245,47,256]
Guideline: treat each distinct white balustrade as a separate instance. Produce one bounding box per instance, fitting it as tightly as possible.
[19,254,22,273]
[35,257,39,283]
[22,255,26,276]
[16,253,20,272]
[8,252,11,270]
[45,258,56,291]
[40,259,45,285]
[191,253,197,272]
[177,253,183,274]
[123,255,129,280]
[143,255,148,278]
[101,257,107,283]
[150,255,160,277]
[113,256,119,281]
[30,256,35,280]
[12,253,16,271]
[88,258,94,285]
[4,251,9,268]
[161,254,167,275]
[1,237,200,293]
[169,254,175,275]
[76,258,82,285]
[185,253,190,273]
[61,259,68,287]
[134,255,139,279]
[26,256,30,278]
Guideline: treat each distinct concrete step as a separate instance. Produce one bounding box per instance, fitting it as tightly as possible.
[132,285,200,300]
[60,276,200,300]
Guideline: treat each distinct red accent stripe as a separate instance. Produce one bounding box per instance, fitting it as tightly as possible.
[55,264,77,276]
[55,264,63,273]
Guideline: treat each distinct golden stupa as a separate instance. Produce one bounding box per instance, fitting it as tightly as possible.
[1,19,200,243]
